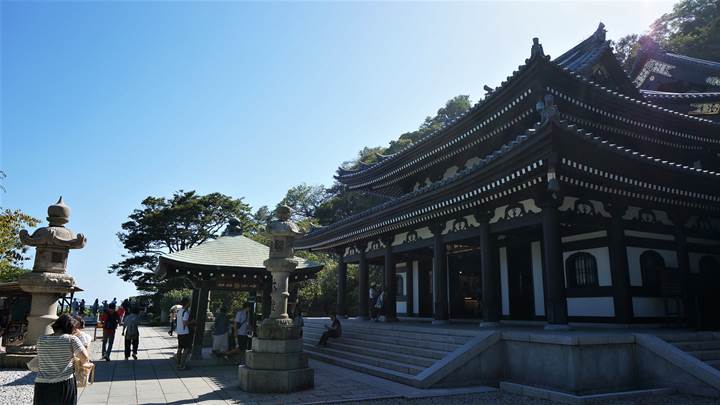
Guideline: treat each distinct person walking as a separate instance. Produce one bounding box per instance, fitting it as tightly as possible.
[78,299,86,317]
[369,285,377,321]
[33,314,89,405]
[318,314,342,347]
[175,297,193,370]
[168,302,183,336]
[211,307,229,355]
[91,299,99,317]
[293,306,304,337]
[233,303,251,352]
[100,303,120,361]
[70,299,79,316]
[123,307,141,360]
[374,289,384,322]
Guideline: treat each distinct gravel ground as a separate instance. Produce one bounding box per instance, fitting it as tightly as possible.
[345,392,720,405]
[0,368,35,404]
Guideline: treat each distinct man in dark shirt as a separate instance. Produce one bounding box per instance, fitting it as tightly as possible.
[212,307,229,355]
[318,314,342,346]
[100,303,121,361]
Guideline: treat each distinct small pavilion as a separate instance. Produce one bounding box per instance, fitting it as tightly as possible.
[155,220,323,356]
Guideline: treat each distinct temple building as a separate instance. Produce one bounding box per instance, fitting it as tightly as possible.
[297,24,720,330]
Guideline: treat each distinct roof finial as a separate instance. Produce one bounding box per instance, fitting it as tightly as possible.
[531,38,545,59]
[594,22,606,41]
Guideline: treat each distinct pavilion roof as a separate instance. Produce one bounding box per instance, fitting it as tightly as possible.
[155,234,322,278]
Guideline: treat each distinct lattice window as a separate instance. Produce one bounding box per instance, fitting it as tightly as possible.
[566,252,599,288]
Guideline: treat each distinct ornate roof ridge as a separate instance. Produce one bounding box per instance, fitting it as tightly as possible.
[641,90,720,99]
[549,60,720,126]
[335,39,550,181]
[554,22,610,73]
[553,118,720,178]
[304,119,549,240]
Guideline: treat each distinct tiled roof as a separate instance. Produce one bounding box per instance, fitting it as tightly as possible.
[554,23,610,73]
[641,90,720,99]
[159,235,321,270]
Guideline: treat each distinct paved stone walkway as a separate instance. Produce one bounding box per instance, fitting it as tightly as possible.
[78,326,494,405]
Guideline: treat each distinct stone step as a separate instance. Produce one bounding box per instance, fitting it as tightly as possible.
[300,334,435,367]
[303,343,424,375]
[302,327,463,351]
[658,332,718,343]
[304,320,475,343]
[303,347,418,387]
[687,350,720,361]
[301,331,447,360]
[672,340,720,351]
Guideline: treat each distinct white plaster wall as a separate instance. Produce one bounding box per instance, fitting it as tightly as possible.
[627,247,679,286]
[558,197,611,218]
[441,215,478,235]
[464,157,481,168]
[531,241,545,316]
[412,261,419,315]
[489,199,542,224]
[392,233,405,246]
[623,207,673,225]
[562,247,612,287]
[624,230,674,241]
[415,227,433,240]
[687,237,720,246]
[632,297,665,317]
[397,301,407,314]
[500,247,510,316]
[689,253,720,275]
[396,271,407,297]
[567,297,615,317]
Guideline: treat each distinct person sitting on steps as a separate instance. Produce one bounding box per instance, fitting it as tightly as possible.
[317,313,341,347]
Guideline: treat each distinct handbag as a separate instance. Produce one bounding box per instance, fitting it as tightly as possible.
[26,356,39,372]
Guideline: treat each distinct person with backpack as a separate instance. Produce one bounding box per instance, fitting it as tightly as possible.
[123,307,141,360]
[99,303,121,361]
[175,297,194,370]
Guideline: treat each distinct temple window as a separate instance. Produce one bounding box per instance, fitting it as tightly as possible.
[396,275,404,296]
[565,252,599,288]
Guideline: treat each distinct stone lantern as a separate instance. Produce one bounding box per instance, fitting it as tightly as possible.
[239,205,314,392]
[14,197,86,354]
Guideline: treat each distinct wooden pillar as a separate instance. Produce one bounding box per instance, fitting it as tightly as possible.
[189,288,200,324]
[607,202,633,324]
[405,260,414,316]
[262,282,272,320]
[357,243,370,320]
[477,210,499,326]
[336,250,348,318]
[541,200,569,329]
[430,222,449,323]
[192,283,210,356]
[382,236,398,322]
[671,212,691,323]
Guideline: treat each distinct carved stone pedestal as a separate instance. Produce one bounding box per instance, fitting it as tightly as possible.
[238,323,314,393]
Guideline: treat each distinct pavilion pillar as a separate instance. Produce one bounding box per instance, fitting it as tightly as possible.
[477,210,500,327]
[541,199,569,329]
[189,288,200,324]
[405,260,414,316]
[192,282,211,357]
[358,243,370,320]
[671,212,692,324]
[262,282,272,320]
[607,202,633,324]
[336,250,348,318]
[430,223,449,324]
[382,236,398,322]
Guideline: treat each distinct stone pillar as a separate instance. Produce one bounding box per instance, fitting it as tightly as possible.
[382,236,398,322]
[239,205,313,393]
[192,283,210,357]
[8,198,85,362]
[430,223,449,324]
[405,261,414,316]
[477,210,499,327]
[541,200,569,329]
[357,243,370,320]
[336,250,348,318]
[607,202,633,324]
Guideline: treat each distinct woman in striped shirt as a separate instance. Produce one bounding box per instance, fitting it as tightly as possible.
[34,314,90,405]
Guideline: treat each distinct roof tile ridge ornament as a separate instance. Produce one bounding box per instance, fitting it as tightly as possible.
[536,94,559,124]
[528,37,550,63]
[593,22,607,42]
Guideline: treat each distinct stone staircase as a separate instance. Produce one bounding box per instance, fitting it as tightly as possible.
[662,332,720,370]
[302,318,477,386]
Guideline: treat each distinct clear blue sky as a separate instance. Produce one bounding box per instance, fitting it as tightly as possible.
[1,1,673,302]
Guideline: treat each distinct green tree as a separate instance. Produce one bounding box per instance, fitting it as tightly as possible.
[650,0,720,60]
[110,190,257,292]
[279,184,327,221]
[0,209,40,281]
